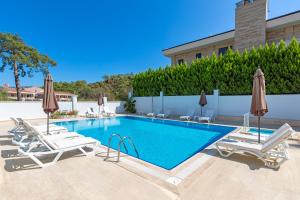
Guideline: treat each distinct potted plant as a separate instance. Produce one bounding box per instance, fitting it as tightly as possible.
[124,97,136,113]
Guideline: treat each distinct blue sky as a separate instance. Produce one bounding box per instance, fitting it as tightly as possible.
[0,0,299,87]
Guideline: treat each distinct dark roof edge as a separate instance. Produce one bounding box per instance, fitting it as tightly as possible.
[267,9,300,22]
[162,9,300,52]
[162,29,235,52]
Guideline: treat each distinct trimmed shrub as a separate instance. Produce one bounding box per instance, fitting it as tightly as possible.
[133,38,300,96]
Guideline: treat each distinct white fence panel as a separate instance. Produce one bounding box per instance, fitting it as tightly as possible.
[58,102,73,111]
[218,94,300,120]
[0,102,45,121]
[76,101,124,116]
[0,101,124,121]
[134,95,216,116]
[135,97,153,114]
[163,95,215,116]
[134,93,300,120]
[218,96,251,117]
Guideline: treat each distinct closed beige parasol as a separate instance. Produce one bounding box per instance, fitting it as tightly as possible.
[199,91,207,116]
[98,94,104,116]
[250,68,268,143]
[43,73,59,134]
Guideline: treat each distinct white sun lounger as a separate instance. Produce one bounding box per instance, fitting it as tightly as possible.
[197,109,215,123]
[16,118,66,133]
[10,117,60,135]
[11,118,67,144]
[147,113,155,117]
[156,110,171,118]
[22,119,67,135]
[103,106,116,117]
[32,125,67,135]
[86,107,97,118]
[228,123,292,148]
[9,117,26,135]
[12,120,71,146]
[30,121,81,139]
[216,127,294,169]
[179,110,195,121]
[19,135,100,168]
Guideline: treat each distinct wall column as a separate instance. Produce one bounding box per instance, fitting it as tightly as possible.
[160,91,164,113]
[213,89,220,116]
[71,95,78,111]
[103,97,108,106]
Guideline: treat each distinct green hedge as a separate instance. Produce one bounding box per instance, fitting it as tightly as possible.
[133,38,300,96]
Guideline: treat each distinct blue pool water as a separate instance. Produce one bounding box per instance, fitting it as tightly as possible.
[248,128,274,135]
[55,116,235,170]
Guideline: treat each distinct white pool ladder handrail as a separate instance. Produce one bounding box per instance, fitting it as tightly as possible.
[105,133,128,161]
[117,136,139,161]
[105,133,139,162]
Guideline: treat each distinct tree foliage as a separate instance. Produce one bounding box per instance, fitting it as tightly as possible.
[0,33,56,100]
[54,74,133,101]
[0,90,8,101]
[133,38,300,96]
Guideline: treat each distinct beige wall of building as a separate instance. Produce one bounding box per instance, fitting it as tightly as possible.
[164,0,300,66]
[267,24,300,44]
[170,39,234,65]
[169,23,300,66]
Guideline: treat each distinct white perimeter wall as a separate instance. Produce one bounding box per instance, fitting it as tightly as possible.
[0,101,124,121]
[1,93,299,121]
[135,95,216,116]
[218,94,300,120]
[134,92,300,120]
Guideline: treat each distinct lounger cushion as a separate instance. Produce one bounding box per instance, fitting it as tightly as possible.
[42,132,82,141]
[49,137,98,149]
[34,126,68,134]
[34,124,57,128]
[229,133,268,142]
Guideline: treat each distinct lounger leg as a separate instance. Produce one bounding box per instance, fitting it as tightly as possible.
[264,156,287,169]
[9,125,22,134]
[52,151,64,164]
[94,142,101,155]
[8,127,17,134]
[27,154,46,168]
[78,147,89,156]
[265,149,289,169]
[31,152,63,168]
[18,136,28,144]
[215,144,236,158]
[78,146,95,156]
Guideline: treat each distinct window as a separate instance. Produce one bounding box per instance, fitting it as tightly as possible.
[218,47,229,56]
[177,59,184,65]
[196,53,202,59]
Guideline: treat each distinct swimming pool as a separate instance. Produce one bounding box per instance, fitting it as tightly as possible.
[55,116,236,170]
